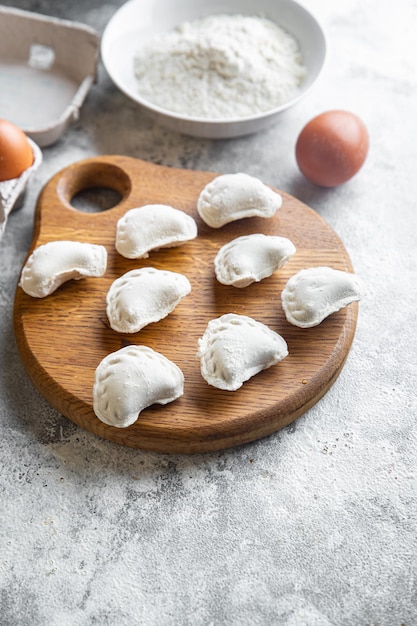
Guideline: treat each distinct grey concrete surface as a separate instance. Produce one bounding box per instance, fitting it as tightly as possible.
[1,1,416,624]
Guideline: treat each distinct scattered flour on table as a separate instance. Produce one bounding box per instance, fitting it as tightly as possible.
[133,14,306,119]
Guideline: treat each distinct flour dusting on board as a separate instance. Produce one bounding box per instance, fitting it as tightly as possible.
[133,14,306,119]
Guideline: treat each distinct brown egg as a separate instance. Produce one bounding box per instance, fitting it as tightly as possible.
[295,110,369,187]
[0,119,34,182]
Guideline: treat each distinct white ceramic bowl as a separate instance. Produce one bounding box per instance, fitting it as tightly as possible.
[101,0,326,139]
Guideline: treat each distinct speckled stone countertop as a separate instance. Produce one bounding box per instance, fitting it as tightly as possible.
[1,1,416,624]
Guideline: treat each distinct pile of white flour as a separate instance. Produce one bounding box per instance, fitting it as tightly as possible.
[133,14,306,119]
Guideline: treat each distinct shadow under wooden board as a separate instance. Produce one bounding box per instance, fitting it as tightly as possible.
[14,155,359,454]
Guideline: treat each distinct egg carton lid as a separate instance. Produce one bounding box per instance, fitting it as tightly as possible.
[0,6,99,147]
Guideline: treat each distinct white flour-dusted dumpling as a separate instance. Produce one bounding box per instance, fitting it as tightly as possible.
[115,204,198,259]
[197,173,282,228]
[281,266,366,328]
[106,267,191,333]
[19,240,107,298]
[197,313,288,391]
[93,345,184,428]
[214,233,296,288]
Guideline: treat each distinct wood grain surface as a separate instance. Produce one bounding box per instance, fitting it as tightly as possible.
[13,155,358,453]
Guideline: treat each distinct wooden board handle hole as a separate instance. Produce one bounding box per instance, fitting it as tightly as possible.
[56,161,132,213]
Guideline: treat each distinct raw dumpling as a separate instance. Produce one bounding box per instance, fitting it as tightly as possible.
[197,313,288,391]
[214,233,296,288]
[19,240,107,298]
[93,345,184,428]
[116,204,197,259]
[281,266,366,328]
[197,173,282,228]
[106,267,191,333]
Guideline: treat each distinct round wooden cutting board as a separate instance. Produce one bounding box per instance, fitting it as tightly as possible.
[13,156,359,453]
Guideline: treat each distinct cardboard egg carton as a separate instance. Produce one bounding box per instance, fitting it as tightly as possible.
[0,139,42,239]
[0,6,99,147]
